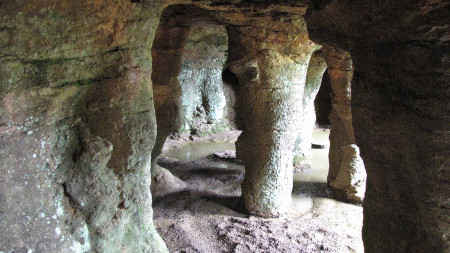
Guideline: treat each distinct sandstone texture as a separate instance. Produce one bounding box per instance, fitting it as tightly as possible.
[151,165,187,199]
[307,1,449,252]
[228,22,319,216]
[1,0,448,252]
[330,144,366,203]
[322,46,357,184]
[178,23,233,136]
[293,50,327,172]
[154,146,364,253]
[0,1,167,252]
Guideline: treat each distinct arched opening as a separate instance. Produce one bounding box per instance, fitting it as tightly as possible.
[150,5,366,252]
[315,71,332,127]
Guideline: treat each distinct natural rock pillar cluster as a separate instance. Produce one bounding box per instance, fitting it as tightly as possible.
[228,24,318,217]
[322,46,366,202]
[293,50,327,172]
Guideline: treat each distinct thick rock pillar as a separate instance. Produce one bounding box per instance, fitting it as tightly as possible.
[228,25,318,217]
[293,50,327,172]
[178,23,230,136]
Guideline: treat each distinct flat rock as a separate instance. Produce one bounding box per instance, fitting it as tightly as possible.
[213,150,237,160]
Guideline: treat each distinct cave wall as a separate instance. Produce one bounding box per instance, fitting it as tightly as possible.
[307,1,449,252]
[150,5,190,176]
[0,1,167,252]
[1,0,448,252]
[322,46,366,203]
[178,22,233,136]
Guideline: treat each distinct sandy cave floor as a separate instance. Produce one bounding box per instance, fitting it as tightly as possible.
[153,130,364,253]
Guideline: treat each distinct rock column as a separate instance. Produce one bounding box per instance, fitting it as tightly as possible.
[322,46,355,182]
[293,50,327,172]
[150,8,189,176]
[322,46,366,202]
[228,25,318,217]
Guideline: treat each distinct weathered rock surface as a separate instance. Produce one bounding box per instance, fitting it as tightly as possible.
[213,150,237,160]
[1,0,448,252]
[322,46,357,185]
[330,144,366,203]
[293,50,327,172]
[151,165,187,199]
[307,1,450,252]
[150,5,188,178]
[0,1,167,252]
[178,22,233,136]
[228,13,320,216]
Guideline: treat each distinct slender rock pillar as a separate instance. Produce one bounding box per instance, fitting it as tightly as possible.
[150,9,189,176]
[293,50,327,172]
[322,46,366,202]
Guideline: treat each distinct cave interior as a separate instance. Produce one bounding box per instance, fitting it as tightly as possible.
[0,0,448,253]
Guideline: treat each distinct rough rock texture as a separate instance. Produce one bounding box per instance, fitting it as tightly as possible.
[321,46,358,184]
[154,151,364,253]
[151,165,187,199]
[178,22,233,136]
[2,0,448,252]
[307,1,450,252]
[317,46,366,204]
[150,6,235,178]
[293,50,327,172]
[228,13,320,216]
[330,144,366,203]
[150,5,189,177]
[214,150,237,160]
[153,2,319,218]
[0,1,167,252]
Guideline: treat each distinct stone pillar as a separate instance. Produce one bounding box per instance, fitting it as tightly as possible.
[150,9,189,176]
[293,50,328,172]
[329,144,366,202]
[228,25,318,217]
[0,2,168,252]
[322,46,366,202]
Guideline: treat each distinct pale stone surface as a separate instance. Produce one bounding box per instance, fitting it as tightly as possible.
[0,1,167,252]
[293,50,328,172]
[1,0,448,252]
[178,23,231,136]
[330,144,366,202]
[151,165,187,199]
[322,46,356,185]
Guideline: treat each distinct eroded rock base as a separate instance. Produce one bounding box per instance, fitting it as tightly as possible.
[154,141,363,253]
